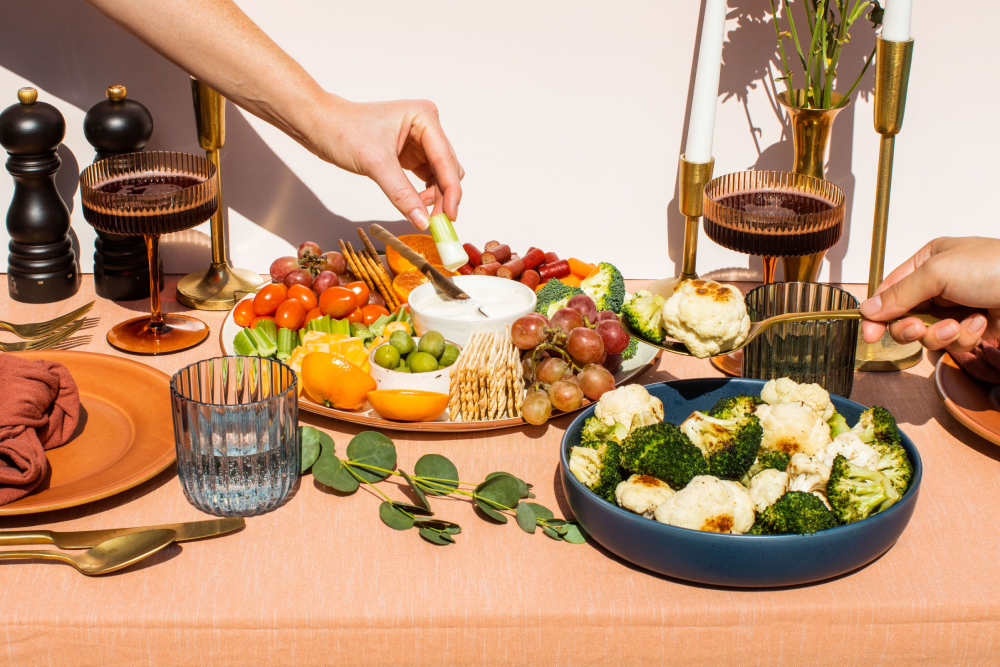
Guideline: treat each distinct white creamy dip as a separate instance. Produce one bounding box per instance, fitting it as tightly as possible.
[409,275,535,321]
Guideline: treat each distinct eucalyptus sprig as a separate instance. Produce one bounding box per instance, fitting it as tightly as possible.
[300,427,586,546]
[770,0,883,109]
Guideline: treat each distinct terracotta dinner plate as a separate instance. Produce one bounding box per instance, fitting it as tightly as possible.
[0,351,176,515]
[935,352,1000,446]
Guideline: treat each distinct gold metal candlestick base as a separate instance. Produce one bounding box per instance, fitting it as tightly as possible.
[176,263,264,310]
[855,330,923,372]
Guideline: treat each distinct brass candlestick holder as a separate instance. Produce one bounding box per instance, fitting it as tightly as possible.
[648,155,714,298]
[176,78,264,310]
[855,36,922,371]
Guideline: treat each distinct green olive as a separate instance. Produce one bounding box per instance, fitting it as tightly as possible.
[389,330,415,355]
[409,351,439,373]
[438,343,460,368]
[417,331,446,359]
[374,343,400,369]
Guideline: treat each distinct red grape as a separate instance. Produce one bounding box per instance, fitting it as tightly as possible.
[367,291,386,307]
[560,372,581,386]
[579,363,616,400]
[512,314,548,350]
[297,241,321,259]
[549,380,584,412]
[536,357,570,384]
[322,251,347,274]
[284,268,314,290]
[521,357,535,380]
[567,294,598,325]
[522,390,553,425]
[601,353,623,375]
[596,320,630,355]
[312,271,338,294]
[550,308,583,336]
[269,256,299,283]
[596,310,618,323]
[566,328,605,365]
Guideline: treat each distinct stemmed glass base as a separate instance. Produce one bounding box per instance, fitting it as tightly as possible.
[107,314,209,355]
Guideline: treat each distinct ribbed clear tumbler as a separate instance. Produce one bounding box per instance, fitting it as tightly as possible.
[742,282,859,398]
[171,357,299,516]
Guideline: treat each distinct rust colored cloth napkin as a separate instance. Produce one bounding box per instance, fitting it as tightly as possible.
[951,339,1000,385]
[0,355,80,505]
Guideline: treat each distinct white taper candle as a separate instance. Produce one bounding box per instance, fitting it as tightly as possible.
[881,0,913,41]
[684,0,728,164]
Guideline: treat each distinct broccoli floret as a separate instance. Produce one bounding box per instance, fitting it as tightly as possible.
[580,262,626,314]
[681,412,763,481]
[535,279,585,318]
[852,406,901,447]
[580,416,628,448]
[828,412,850,438]
[620,422,708,489]
[708,395,763,420]
[827,454,900,524]
[741,449,793,486]
[757,491,840,534]
[590,441,626,503]
[350,322,375,346]
[872,441,914,496]
[746,521,771,535]
[621,336,638,361]
[621,290,666,344]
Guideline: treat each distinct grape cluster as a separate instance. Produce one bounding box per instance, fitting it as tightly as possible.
[269,241,382,303]
[511,294,631,426]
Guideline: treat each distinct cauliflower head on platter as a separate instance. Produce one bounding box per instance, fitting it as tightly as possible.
[615,474,675,518]
[755,402,832,456]
[594,384,664,434]
[747,468,789,513]
[660,279,750,358]
[653,475,755,534]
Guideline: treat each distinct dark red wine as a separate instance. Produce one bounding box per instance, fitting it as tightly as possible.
[704,189,842,257]
[83,173,217,235]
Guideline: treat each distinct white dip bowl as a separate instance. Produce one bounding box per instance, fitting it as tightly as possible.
[408,275,537,347]
[368,336,458,395]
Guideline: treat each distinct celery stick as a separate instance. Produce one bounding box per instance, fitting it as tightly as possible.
[331,317,351,337]
[276,328,297,362]
[249,319,277,357]
[428,213,469,271]
[232,329,259,357]
[312,316,331,334]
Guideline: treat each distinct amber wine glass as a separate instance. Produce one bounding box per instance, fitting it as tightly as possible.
[80,151,218,355]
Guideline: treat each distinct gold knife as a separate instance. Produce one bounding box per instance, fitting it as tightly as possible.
[0,517,244,549]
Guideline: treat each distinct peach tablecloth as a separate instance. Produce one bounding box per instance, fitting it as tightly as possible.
[1,276,998,667]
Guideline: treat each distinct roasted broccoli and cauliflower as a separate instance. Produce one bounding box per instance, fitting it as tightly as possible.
[569,378,913,535]
[622,279,751,358]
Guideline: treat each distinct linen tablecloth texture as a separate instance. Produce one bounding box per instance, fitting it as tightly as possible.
[0,276,998,667]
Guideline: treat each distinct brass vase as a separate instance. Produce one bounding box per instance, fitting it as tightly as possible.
[777,90,850,282]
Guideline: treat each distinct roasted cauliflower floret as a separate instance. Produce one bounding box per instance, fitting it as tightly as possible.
[755,402,832,456]
[786,452,832,498]
[653,475,755,534]
[568,446,603,488]
[760,377,834,421]
[814,432,880,470]
[747,468,789,513]
[615,474,675,518]
[594,384,664,434]
[660,279,751,358]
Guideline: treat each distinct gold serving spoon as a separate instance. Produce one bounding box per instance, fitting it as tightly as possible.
[621,309,943,357]
[0,529,176,576]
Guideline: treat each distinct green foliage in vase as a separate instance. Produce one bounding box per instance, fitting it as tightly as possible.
[770,0,883,109]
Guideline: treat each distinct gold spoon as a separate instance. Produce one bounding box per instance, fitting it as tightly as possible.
[0,529,176,576]
[621,309,943,357]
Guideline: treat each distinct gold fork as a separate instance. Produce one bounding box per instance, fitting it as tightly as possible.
[622,309,942,357]
[0,301,94,339]
[0,317,88,352]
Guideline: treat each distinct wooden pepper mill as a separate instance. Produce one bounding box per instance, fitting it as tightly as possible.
[0,87,80,303]
[84,84,161,301]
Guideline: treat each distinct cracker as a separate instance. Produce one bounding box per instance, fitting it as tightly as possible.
[488,333,504,420]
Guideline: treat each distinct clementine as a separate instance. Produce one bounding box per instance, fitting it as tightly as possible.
[385,234,442,275]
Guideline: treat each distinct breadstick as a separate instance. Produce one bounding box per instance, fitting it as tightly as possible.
[338,239,377,293]
[356,229,401,308]
[353,245,399,311]
[362,250,400,311]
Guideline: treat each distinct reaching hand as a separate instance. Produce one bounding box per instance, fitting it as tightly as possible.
[860,237,1000,354]
[307,96,464,230]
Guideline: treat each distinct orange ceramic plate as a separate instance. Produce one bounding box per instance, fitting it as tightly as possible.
[0,351,176,515]
[935,352,1000,446]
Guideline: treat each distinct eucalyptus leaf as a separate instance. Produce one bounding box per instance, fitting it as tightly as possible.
[416,520,462,535]
[541,525,561,540]
[474,497,509,523]
[299,426,322,473]
[379,501,415,531]
[413,454,459,495]
[391,501,434,516]
[312,453,360,493]
[562,523,587,544]
[545,519,567,527]
[524,503,554,521]
[400,470,430,510]
[419,527,453,545]
[345,431,397,482]
[515,502,536,534]
[475,475,520,510]
[485,471,530,499]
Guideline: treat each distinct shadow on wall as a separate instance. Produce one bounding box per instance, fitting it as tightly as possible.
[0,0,412,269]
[671,0,877,283]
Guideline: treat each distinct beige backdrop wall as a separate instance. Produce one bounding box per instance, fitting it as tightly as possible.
[0,1,993,282]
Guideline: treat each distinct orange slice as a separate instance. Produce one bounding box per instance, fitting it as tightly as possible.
[385,234,442,275]
[367,389,450,422]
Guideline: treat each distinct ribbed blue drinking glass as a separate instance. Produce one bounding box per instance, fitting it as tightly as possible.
[171,356,299,516]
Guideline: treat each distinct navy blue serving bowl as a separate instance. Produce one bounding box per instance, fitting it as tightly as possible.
[560,378,922,588]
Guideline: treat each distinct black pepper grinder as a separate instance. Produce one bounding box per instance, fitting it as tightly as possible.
[0,87,80,303]
[83,84,161,300]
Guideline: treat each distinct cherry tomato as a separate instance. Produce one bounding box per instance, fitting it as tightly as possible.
[250,315,276,328]
[287,284,318,312]
[361,304,391,326]
[346,308,365,324]
[318,286,357,318]
[344,281,369,309]
[304,307,324,324]
[275,299,306,330]
[233,299,255,327]
[253,284,287,316]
